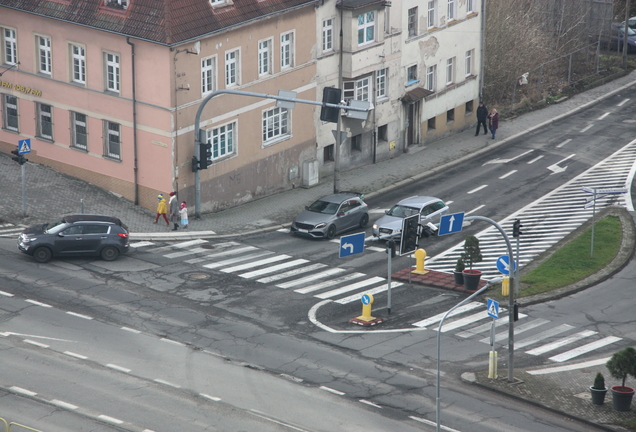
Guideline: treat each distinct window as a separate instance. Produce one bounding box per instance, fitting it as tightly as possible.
[324,144,334,162]
[447,0,455,21]
[427,1,437,28]
[71,112,88,150]
[351,134,361,151]
[465,49,473,76]
[427,116,436,131]
[446,57,455,84]
[357,12,375,45]
[105,52,120,92]
[37,103,53,140]
[3,28,17,65]
[104,0,127,9]
[378,124,388,141]
[426,65,436,91]
[408,7,418,37]
[322,18,334,52]
[201,56,216,94]
[210,0,225,4]
[71,44,86,84]
[2,94,18,131]
[343,76,370,101]
[467,0,475,13]
[447,108,454,122]
[376,68,387,99]
[465,100,473,114]
[258,39,271,76]
[207,122,235,160]
[262,107,288,144]
[225,50,239,87]
[104,121,121,159]
[38,36,52,75]
[280,32,294,69]
[407,65,418,85]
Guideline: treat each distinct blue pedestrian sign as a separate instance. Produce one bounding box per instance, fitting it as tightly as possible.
[438,212,465,236]
[18,139,31,155]
[339,232,365,258]
[496,255,517,275]
[487,299,499,319]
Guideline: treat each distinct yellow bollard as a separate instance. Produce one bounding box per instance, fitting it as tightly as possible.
[411,248,429,275]
[356,293,375,322]
[488,350,498,379]
[502,276,509,296]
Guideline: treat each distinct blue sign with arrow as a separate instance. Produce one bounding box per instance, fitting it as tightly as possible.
[496,255,517,275]
[339,232,365,258]
[438,212,465,236]
[18,139,31,155]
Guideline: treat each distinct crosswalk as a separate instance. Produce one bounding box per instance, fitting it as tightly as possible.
[412,300,623,363]
[0,222,26,238]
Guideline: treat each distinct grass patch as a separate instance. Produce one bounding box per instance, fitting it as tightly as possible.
[518,216,621,297]
[617,419,636,432]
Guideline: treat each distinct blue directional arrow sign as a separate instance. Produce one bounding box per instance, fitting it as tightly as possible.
[18,139,31,155]
[496,255,517,275]
[438,212,465,236]
[339,232,365,258]
[487,298,499,319]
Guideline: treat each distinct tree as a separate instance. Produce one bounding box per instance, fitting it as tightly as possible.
[460,235,482,271]
[606,346,636,390]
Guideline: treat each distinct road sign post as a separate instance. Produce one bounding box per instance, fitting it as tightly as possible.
[15,140,31,218]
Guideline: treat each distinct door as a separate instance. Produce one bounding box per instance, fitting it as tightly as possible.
[53,225,85,254]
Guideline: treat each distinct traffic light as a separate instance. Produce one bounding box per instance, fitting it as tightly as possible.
[10,148,27,165]
[399,214,419,256]
[512,219,523,237]
[191,155,199,172]
[513,302,519,322]
[198,142,212,169]
[385,240,396,258]
[320,87,341,123]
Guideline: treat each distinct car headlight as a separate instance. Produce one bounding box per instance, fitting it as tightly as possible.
[314,223,327,229]
[372,224,378,230]
[23,237,37,242]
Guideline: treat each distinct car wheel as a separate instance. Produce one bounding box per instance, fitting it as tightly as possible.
[326,225,337,239]
[359,214,369,228]
[100,246,120,261]
[33,247,52,263]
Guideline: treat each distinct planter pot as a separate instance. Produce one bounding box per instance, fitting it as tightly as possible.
[611,386,635,411]
[453,271,464,285]
[590,386,607,405]
[462,269,482,291]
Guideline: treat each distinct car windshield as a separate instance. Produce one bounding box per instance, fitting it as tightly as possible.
[44,220,67,234]
[618,25,636,36]
[307,200,340,215]
[387,205,420,218]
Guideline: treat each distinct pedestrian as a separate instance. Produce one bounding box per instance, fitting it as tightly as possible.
[475,101,488,136]
[180,201,189,229]
[169,191,179,231]
[154,194,170,226]
[488,108,499,139]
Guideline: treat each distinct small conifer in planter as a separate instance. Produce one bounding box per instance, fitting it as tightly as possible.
[590,372,607,405]
[454,258,465,285]
[460,235,483,290]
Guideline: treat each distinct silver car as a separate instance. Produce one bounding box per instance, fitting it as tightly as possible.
[372,196,449,239]
[291,192,369,239]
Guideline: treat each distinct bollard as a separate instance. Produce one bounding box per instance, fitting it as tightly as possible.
[411,248,429,275]
[349,293,384,327]
[501,275,509,296]
[488,350,498,379]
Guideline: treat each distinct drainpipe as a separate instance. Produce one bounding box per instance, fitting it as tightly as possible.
[126,37,139,205]
[479,0,486,100]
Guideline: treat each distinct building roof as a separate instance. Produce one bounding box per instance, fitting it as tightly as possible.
[0,0,314,45]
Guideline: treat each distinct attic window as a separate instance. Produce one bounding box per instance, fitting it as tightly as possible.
[105,0,128,10]
[210,0,226,5]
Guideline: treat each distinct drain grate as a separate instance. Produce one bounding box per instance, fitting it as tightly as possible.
[200,243,215,249]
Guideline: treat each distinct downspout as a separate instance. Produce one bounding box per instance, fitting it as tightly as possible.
[479,0,486,100]
[126,37,139,205]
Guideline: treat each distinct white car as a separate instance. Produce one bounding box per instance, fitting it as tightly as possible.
[372,196,449,240]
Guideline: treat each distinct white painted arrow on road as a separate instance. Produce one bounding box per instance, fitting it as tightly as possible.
[483,149,534,165]
[547,154,575,174]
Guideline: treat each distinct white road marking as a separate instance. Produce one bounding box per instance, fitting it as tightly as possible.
[527,357,611,375]
[467,185,488,194]
[527,155,544,164]
[556,138,572,148]
[549,336,622,362]
[579,124,594,133]
[413,302,482,328]
[239,259,308,278]
[257,263,327,283]
[294,273,366,294]
[499,170,517,179]
[315,277,385,299]
[222,255,291,273]
[526,330,597,356]
[277,268,347,289]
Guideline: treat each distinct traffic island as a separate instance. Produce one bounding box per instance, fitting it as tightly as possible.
[392,268,486,293]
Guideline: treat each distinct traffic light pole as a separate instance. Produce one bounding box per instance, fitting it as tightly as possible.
[21,163,26,217]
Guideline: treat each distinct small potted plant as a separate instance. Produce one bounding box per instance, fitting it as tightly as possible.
[590,372,607,405]
[606,346,636,411]
[454,258,465,285]
[461,235,483,291]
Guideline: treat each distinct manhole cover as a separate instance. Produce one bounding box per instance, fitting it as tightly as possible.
[186,273,210,280]
[200,243,215,249]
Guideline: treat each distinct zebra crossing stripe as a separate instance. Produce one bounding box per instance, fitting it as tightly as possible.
[294,273,366,294]
[277,268,347,289]
[335,282,403,304]
[129,241,155,248]
[257,263,327,284]
[482,318,549,344]
[153,239,209,252]
[549,336,622,362]
[315,277,386,299]
[202,251,273,269]
[412,302,482,328]
[455,314,527,338]
[221,255,291,273]
[438,310,497,333]
[186,246,257,263]
[239,259,309,278]
[164,247,209,258]
[526,330,597,356]
[515,324,574,349]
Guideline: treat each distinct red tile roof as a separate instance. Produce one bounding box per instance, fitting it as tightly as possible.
[0,0,314,45]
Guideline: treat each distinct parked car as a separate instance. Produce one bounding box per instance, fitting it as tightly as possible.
[18,214,130,263]
[600,23,636,53]
[291,192,369,239]
[372,196,449,240]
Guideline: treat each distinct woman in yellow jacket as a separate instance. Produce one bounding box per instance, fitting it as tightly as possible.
[154,194,170,225]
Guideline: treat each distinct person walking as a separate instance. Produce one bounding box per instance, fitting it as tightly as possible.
[154,194,170,226]
[475,102,488,136]
[169,191,179,231]
[488,108,499,139]
[179,201,189,229]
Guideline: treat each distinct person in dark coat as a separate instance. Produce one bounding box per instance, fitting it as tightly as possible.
[169,191,179,231]
[488,109,499,139]
[475,102,488,136]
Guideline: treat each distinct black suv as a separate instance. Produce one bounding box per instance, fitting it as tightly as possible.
[18,214,130,263]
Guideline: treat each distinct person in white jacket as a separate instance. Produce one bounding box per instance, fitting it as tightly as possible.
[179,201,189,229]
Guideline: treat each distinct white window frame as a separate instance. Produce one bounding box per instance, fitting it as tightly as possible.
[408,7,418,37]
[206,121,236,160]
[38,35,52,75]
[376,68,387,99]
[465,49,473,76]
[262,107,289,145]
[105,52,120,92]
[3,28,17,65]
[357,12,375,46]
[322,18,334,53]
[446,57,455,85]
[71,44,86,84]
[258,39,272,76]
[37,103,53,140]
[225,49,239,87]
[210,0,226,4]
[426,65,436,91]
[71,111,88,150]
[343,76,370,101]
[407,65,418,85]
[104,0,128,9]
[2,94,18,132]
[104,120,121,159]
[201,56,216,95]
[467,0,475,13]
[427,1,437,29]
[280,31,294,69]
[447,0,455,21]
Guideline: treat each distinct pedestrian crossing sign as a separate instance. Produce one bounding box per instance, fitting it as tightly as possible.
[18,139,31,155]
[487,298,499,319]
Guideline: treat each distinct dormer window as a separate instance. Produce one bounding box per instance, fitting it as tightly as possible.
[105,0,128,10]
